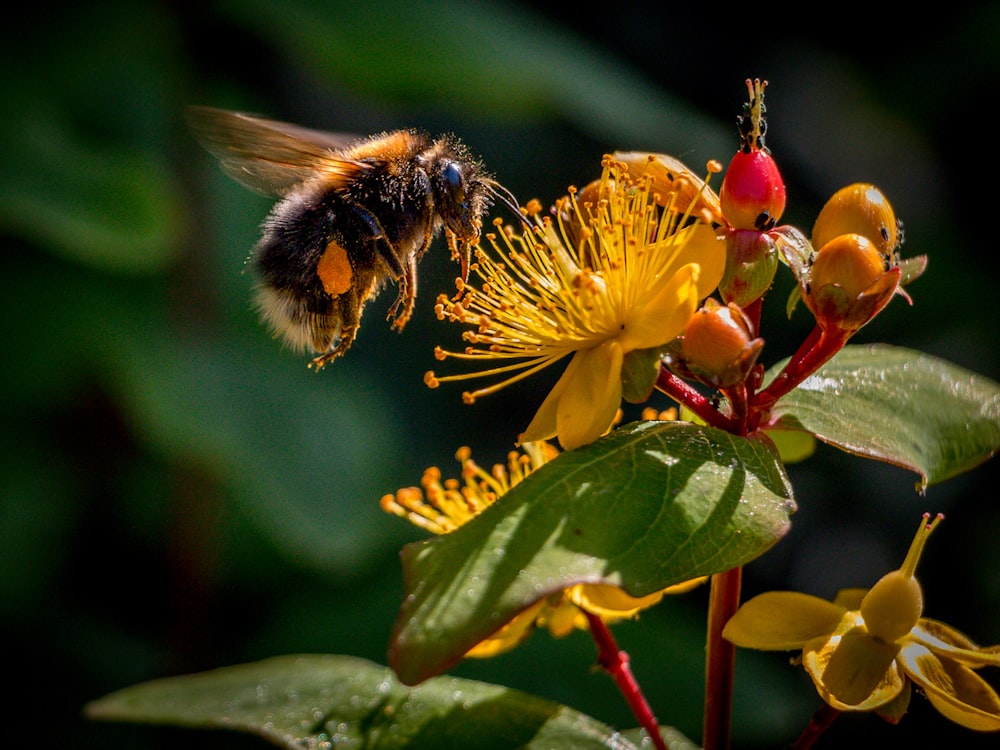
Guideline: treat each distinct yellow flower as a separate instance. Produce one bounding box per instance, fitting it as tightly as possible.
[425,156,726,450]
[723,514,1000,731]
[381,442,706,657]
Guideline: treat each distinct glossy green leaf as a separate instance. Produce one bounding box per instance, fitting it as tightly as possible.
[621,345,667,403]
[390,421,795,684]
[86,654,673,749]
[767,344,1000,487]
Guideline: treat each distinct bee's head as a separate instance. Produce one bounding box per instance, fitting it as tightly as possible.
[424,137,526,281]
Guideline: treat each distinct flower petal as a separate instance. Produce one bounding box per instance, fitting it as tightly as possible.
[465,599,547,658]
[723,591,849,650]
[622,263,700,351]
[540,597,588,638]
[556,341,624,450]
[684,223,727,297]
[912,619,1000,668]
[898,642,1000,731]
[804,628,902,709]
[646,224,726,299]
[520,367,566,445]
[568,583,666,620]
[831,588,867,610]
[623,227,726,352]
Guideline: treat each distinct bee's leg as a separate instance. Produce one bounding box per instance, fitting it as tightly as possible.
[310,326,357,370]
[309,285,369,370]
[387,220,432,330]
[388,254,418,331]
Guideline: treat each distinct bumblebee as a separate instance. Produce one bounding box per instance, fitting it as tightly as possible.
[186,106,522,368]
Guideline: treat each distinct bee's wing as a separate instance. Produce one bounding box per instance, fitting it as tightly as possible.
[185,106,369,196]
[614,151,724,226]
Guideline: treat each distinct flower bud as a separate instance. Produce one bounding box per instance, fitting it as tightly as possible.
[681,299,762,387]
[812,183,900,260]
[719,229,779,306]
[804,232,900,336]
[810,233,885,300]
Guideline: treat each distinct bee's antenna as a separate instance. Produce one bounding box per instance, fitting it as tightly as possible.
[487,181,532,231]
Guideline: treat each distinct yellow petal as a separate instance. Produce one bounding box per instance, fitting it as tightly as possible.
[723,591,848,650]
[898,642,1000,731]
[804,629,902,709]
[568,583,666,620]
[621,263,699,351]
[684,223,727,297]
[540,596,588,638]
[644,224,726,299]
[912,618,1000,668]
[831,588,868,610]
[554,342,624,451]
[465,599,547,658]
[623,227,726,353]
[520,360,572,445]
[661,576,709,595]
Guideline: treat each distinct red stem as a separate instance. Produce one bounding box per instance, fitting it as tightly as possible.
[703,566,743,750]
[751,325,846,411]
[584,610,668,750]
[655,368,738,432]
[789,704,840,749]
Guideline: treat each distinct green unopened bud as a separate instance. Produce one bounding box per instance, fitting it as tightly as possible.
[720,229,779,306]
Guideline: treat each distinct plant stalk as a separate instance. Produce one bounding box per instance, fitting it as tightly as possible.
[703,566,743,750]
[584,610,668,750]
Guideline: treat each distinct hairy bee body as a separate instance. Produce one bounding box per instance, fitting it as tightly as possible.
[186,108,519,368]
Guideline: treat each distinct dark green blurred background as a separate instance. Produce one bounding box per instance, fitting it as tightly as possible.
[3,1,998,747]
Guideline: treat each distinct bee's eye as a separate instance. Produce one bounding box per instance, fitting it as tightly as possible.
[441,161,466,204]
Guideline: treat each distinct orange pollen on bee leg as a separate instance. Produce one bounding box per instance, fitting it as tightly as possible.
[317,240,353,296]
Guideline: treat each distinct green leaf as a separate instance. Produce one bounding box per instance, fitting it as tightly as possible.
[390,421,795,684]
[86,654,669,749]
[621,345,666,403]
[767,344,1000,487]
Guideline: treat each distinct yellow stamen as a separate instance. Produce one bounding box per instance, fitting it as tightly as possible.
[381,442,558,534]
[428,155,724,406]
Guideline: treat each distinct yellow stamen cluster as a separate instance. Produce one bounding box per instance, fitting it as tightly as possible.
[380,442,558,535]
[425,156,721,406]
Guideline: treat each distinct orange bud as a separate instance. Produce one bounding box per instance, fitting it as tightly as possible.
[812,183,900,259]
[809,233,885,299]
[681,299,761,387]
[804,233,900,336]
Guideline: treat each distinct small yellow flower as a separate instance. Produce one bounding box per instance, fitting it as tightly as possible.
[381,442,706,657]
[425,156,726,450]
[723,514,1000,731]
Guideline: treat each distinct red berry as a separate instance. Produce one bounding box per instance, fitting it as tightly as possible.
[720,148,786,231]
